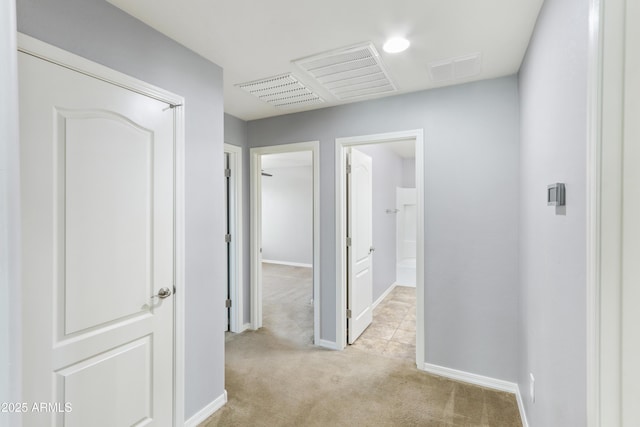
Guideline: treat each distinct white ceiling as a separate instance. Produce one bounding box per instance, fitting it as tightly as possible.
[107,0,543,121]
[385,139,416,159]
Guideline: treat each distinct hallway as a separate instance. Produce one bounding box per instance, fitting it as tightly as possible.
[211,269,522,426]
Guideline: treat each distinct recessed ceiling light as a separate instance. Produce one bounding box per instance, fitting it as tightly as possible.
[383,37,410,53]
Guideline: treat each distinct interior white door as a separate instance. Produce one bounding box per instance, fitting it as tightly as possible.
[19,51,175,426]
[347,148,373,344]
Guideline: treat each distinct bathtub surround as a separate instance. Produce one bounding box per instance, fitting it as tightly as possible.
[396,187,417,287]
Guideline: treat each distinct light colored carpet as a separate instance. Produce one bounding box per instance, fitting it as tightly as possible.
[261,263,314,347]
[203,264,522,426]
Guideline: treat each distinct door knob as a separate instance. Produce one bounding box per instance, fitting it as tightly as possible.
[153,287,172,299]
[369,246,375,254]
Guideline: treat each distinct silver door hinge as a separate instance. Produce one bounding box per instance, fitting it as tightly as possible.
[225,299,232,308]
[346,237,352,247]
[225,168,231,178]
[346,163,352,174]
[346,309,352,318]
[225,234,231,243]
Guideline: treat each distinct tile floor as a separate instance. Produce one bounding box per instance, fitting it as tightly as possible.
[350,286,417,361]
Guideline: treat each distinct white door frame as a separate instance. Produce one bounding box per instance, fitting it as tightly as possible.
[17,33,186,426]
[2,3,20,424]
[224,144,244,333]
[335,129,425,366]
[249,141,320,344]
[587,0,640,425]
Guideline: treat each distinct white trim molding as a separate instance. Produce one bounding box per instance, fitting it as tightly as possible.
[335,129,425,368]
[585,0,631,425]
[249,141,320,346]
[17,33,187,427]
[184,390,227,427]
[2,4,20,426]
[515,386,530,427]
[317,339,340,350]
[421,363,528,426]
[262,259,313,269]
[422,363,518,394]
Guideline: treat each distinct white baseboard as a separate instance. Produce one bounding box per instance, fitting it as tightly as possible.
[515,385,529,427]
[373,282,397,309]
[262,259,312,268]
[421,363,518,393]
[184,390,227,427]
[230,322,250,334]
[395,282,416,288]
[316,339,339,350]
[421,363,528,426]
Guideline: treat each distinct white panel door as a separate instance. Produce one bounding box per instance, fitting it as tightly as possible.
[347,148,373,344]
[20,51,174,426]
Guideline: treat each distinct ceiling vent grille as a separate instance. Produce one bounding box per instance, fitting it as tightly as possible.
[428,53,482,83]
[293,42,397,101]
[236,73,324,109]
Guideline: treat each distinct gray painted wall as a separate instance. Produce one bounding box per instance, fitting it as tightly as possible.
[248,76,521,382]
[17,0,226,420]
[402,158,416,188]
[224,113,251,325]
[356,144,404,302]
[518,0,588,424]
[1,3,20,426]
[262,165,313,265]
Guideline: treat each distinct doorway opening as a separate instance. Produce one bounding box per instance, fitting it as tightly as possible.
[335,130,425,367]
[224,144,243,333]
[250,141,320,345]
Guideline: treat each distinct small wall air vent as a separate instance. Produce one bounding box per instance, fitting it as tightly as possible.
[293,42,397,101]
[236,73,324,109]
[428,53,482,83]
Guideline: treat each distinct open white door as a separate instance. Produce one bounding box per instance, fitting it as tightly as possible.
[347,148,374,344]
[20,49,175,426]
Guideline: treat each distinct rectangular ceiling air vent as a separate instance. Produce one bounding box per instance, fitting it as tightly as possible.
[236,73,324,109]
[429,53,482,83]
[293,42,397,101]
